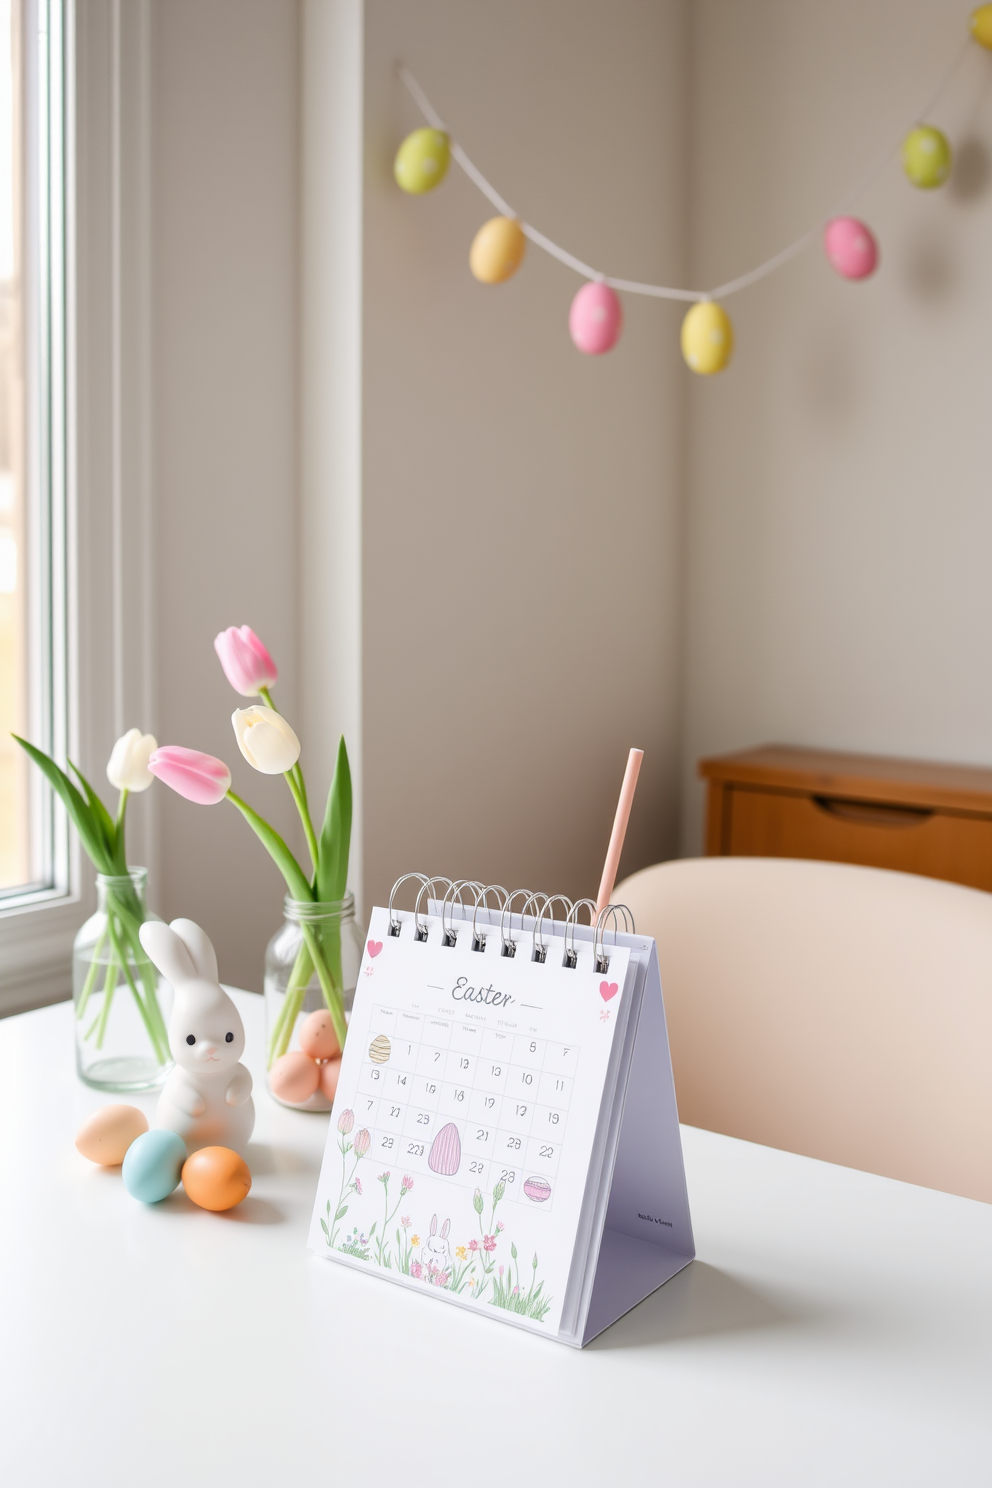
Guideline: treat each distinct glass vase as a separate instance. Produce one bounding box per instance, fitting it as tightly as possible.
[72,869,173,1091]
[264,894,363,1110]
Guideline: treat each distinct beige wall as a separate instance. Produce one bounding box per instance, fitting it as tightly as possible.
[360,0,690,912]
[151,0,302,989]
[680,0,992,851]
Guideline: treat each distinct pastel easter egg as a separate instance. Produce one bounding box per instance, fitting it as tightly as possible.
[75,1104,148,1166]
[182,1146,251,1212]
[823,217,878,280]
[369,1034,391,1064]
[298,1008,340,1061]
[524,1176,552,1203]
[394,128,450,195]
[470,216,526,284]
[122,1128,187,1204]
[428,1121,462,1176]
[569,282,623,355]
[681,301,733,375]
[903,126,951,189]
[269,1050,321,1105]
[319,1056,342,1102]
[971,5,992,48]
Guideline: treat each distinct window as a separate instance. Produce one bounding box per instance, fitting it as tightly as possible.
[0,0,66,903]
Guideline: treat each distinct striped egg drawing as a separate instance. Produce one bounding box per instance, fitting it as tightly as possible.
[369,1034,391,1064]
[524,1176,552,1203]
[428,1122,462,1176]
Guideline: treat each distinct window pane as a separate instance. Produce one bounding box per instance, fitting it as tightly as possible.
[0,0,26,890]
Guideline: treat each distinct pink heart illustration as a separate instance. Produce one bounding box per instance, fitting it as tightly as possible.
[599,981,618,1002]
[367,940,383,958]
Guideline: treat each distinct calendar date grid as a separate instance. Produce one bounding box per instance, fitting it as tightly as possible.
[352,1004,580,1207]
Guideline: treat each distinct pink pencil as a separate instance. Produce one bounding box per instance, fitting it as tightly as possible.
[595,748,644,913]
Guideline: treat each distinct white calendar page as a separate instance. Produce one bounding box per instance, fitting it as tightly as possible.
[308,905,632,1337]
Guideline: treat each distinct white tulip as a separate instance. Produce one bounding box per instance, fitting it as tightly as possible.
[231,706,301,775]
[106,729,158,793]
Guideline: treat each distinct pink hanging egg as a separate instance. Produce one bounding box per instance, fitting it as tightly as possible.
[823,217,878,281]
[428,1122,462,1176]
[569,282,622,355]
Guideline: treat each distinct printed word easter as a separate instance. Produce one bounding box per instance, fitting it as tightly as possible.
[450,976,513,1009]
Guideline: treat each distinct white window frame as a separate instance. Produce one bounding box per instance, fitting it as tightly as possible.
[0,0,154,1014]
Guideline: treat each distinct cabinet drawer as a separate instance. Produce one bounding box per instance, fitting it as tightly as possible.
[725,787,992,892]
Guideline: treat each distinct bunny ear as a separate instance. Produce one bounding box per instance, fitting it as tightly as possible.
[440,1219,450,1239]
[430,1214,437,1236]
[169,918,219,983]
[139,921,196,985]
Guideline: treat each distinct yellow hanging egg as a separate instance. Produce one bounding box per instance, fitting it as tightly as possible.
[902,126,951,189]
[971,5,992,48]
[469,216,527,284]
[680,301,734,375]
[394,128,451,195]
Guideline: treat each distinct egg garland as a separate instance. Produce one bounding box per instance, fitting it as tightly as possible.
[395,8,984,373]
[902,125,952,190]
[470,216,526,284]
[823,216,878,281]
[394,127,450,195]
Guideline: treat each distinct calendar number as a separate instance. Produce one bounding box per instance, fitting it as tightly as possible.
[454,1089,465,1102]
[506,1136,521,1150]
[382,1137,394,1149]
[407,1143,424,1156]
[484,1096,495,1109]
[371,1069,380,1081]
[529,1042,537,1052]
[491,1065,502,1077]
[390,1106,400,1117]
[476,1129,489,1141]
[416,1114,430,1125]
[539,1144,555,1159]
[469,1161,485,1174]
[426,1082,437,1094]
[515,1104,527,1116]
[459,1057,469,1069]
[397,1075,407,1085]
[520,1072,533,1086]
[500,1169,516,1183]
[548,1112,560,1125]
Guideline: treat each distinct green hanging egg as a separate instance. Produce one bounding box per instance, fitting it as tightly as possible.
[394,128,451,195]
[902,126,951,189]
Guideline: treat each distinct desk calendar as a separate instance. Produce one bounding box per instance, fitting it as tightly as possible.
[309,883,694,1346]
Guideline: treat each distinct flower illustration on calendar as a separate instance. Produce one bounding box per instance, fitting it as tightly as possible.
[321,1123,552,1321]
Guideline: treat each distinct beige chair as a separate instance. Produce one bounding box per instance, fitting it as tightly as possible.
[614,857,992,1203]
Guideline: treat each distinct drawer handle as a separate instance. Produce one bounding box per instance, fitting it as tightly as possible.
[812,796,933,829]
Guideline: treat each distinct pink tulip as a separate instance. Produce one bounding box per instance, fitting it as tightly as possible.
[147,746,231,805]
[214,625,278,696]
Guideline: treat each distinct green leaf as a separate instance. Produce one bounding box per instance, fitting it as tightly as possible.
[226,790,313,901]
[368,1222,377,1238]
[13,736,112,872]
[334,1205,349,1222]
[319,1218,329,1236]
[68,759,123,871]
[316,735,352,903]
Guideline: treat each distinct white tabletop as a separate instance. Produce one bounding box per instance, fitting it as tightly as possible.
[1,991,989,1488]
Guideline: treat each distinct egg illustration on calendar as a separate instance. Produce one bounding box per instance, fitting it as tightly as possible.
[368,1034,391,1064]
[428,1122,462,1176]
[524,1176,552,1203]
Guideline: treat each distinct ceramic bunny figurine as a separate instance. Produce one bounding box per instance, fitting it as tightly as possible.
[420,1215,451,1271]
[139,917,254,1157]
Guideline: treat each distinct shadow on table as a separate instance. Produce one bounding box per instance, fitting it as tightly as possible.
[588,1261,797,1351]
[247,1141,320,1178]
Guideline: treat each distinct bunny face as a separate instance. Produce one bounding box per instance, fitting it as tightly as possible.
[169,985,245,1073]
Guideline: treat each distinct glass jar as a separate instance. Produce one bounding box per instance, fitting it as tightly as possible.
[264,894,363,1110]
[72,869,173,1091]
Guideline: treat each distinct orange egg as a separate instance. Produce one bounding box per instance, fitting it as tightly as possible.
[182,1146,251,1211]
[298,1008,340,1061]
[75,1104,149,1165]
[319,1056,342,1101]
[269,1049,321,1104]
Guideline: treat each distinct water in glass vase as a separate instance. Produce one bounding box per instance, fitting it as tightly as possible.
[265,895,362,1110]
[73,869,173,1091]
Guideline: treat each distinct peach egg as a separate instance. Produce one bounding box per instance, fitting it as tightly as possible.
[319,1056,342,1102]
[182,1146,251,1212]
[298,1008,340,1061]
[269,1049,321,1104]
[75,1104,149,1166]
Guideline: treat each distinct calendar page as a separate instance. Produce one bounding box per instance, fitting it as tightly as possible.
[309,905,633,1337]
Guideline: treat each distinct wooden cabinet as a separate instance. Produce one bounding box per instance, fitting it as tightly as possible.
[699,745,992,892]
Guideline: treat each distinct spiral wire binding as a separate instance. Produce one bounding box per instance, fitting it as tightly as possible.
[385,874,637,966]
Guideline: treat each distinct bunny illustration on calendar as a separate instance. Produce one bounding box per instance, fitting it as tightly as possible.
[310,876,696,1345]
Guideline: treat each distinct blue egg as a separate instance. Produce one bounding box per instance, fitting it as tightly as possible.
[121,1129,187,1204]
